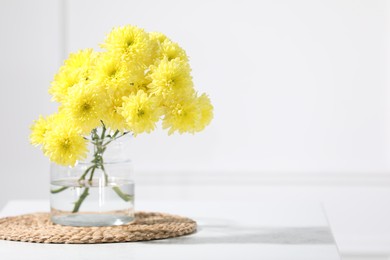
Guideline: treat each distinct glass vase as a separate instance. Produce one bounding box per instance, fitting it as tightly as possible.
[50,134,135,226]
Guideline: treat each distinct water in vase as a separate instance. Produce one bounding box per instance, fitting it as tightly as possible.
[50,178,134,226]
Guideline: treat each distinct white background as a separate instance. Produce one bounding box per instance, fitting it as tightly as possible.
[0,0,389,259]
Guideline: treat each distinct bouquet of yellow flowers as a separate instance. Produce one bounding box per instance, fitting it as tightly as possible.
[30,25,213,167]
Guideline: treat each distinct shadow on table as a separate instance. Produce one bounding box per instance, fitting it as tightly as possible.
[145,224,335,245]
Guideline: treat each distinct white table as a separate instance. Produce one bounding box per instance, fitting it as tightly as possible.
[0,200,340,260]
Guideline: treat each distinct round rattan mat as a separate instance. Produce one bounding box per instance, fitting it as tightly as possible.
[0,212,197,244]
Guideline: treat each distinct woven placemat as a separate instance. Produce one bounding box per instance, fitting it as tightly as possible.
[0,212,196,244]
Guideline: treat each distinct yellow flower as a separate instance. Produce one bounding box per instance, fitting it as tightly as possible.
[64,48,96,73]
[101,25,152,65]
[44,122,87,166]
[131,76,153,95]
[49,69,78,103]
[102,96,127,132]
[120,90,161,135]
[148,58,193,98]
[149,32,168,62]
[162,95,200,135]
[149,32,169,45]
[92,52,136,97]
[196,93,213,131]
[61,83,107,134]
[29,114,61,146]
[159,39,188,62]
[49,49,96,103]
[30,116,50,146]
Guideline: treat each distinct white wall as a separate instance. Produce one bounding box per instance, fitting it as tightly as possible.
[0,0,389,258]
[65,0,389,174]
[0,0,61,206]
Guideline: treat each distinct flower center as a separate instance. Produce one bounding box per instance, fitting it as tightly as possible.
[167,78,175,86]
[126,39,134,47]
[137,109,145,117]
[61,138,71,150]
[82,103,91,111]
[108,67,117,78]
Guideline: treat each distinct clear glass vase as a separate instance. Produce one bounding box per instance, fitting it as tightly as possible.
[50,134,135,226]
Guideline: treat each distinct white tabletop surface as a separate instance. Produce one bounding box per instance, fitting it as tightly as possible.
[0,200,340,260]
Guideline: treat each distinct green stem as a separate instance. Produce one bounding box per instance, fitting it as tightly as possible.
[50,186,69,194]
[79,165,95,182]
[101,166,132,202]
[112,187,133,202]
[100,121,106,139]
[112,130,119,138]
[101,165,109,184]
[88,166,96,183]
[103,131,129,146]
[72,188,89,213]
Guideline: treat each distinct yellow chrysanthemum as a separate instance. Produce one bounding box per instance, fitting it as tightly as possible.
[49,49,96,103]
[159,39,188,62]
[30,114,63,146]
[64,48,96,72]
[92,52,136,97]
[148,58,193,98]
[149,32,169,45]
[30,116,50,146]
[101,25,152,66]
[61,83,107,134]
[131,77,153,95]
[196,94,213,131]
[44,122,88,166]
[120,90,161,135]
[148,32,168,62]
[162,95,200,135]
[102,96,127,132]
